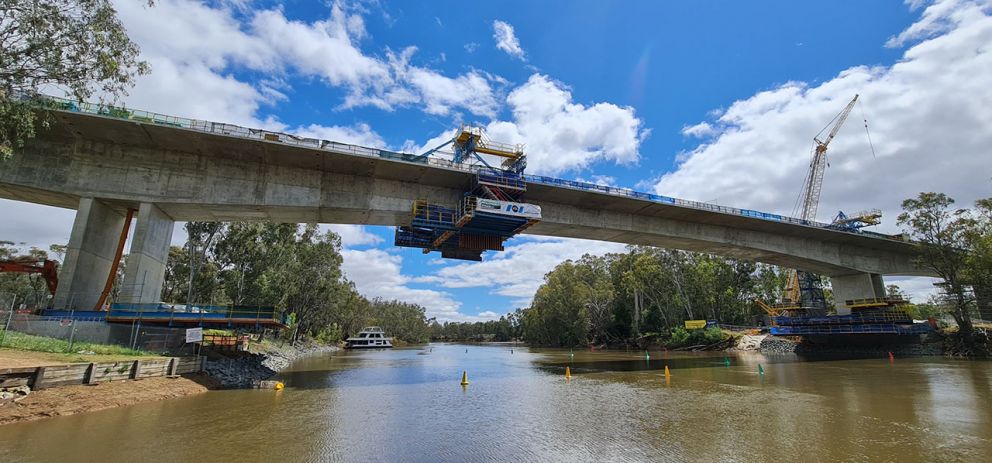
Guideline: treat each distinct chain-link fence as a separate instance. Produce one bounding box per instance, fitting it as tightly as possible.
[0,297,197,356]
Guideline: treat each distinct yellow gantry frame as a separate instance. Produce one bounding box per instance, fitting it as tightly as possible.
[456,127,524,160]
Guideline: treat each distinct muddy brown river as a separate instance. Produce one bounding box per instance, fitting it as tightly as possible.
[1,344,990,462]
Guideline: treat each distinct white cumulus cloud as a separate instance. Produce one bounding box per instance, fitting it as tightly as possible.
[654,0,992,233]
[651,0,992,298]
[493,20,525,60]
[340,249,464,321]
[323,225,383,248]
[292,123,386,148]
[417,237,627,308]
[483,74,649,175]
[113,0,504,128]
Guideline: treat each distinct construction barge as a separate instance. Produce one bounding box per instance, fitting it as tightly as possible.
[769,297,934,344]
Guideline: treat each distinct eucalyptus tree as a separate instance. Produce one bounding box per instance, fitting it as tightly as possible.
[183,222,223,305]
[898,193,977,340]
[963,199,992,321]
[1,0,150,156]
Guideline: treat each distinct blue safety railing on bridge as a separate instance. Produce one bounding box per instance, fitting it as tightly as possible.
[108,303,288,327]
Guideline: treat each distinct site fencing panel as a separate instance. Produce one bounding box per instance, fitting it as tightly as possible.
[0,310,197,356]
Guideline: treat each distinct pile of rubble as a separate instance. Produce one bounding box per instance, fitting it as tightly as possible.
[0,385,30,406]
[759,336,800,354]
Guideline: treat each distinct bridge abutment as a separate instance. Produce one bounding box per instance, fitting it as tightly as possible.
[53,198,126,310]
[832,273,886,315]
[119,203,174,305]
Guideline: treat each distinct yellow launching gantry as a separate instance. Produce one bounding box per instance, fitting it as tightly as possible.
[418,126,527,173]
[453,126,526,172]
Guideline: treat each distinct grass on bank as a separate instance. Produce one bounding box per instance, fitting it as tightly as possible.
[0,331,151,358]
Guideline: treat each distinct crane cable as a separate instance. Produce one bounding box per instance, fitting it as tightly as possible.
[859,99,877,159]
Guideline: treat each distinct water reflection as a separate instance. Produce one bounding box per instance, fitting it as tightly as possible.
[0,344,989,462]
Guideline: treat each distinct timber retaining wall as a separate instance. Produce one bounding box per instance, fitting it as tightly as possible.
[0,357,205,390]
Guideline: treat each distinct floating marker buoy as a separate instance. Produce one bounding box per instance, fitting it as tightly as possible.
[888,351,895,362]
[465,348,468,353]
[460,371,469,386]
[565,366,571,380]
[274,381,284,391]
[758,364,765,375]
[645,350,651,361]
[723,356,731,367]
[664,365,671,379]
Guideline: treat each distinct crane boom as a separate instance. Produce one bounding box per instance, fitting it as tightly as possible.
[797,94,859,222]
[814,94,859,154]
[782,95,861,312]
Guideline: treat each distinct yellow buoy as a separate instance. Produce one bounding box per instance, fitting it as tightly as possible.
[274,381,284,391]
[565,366,571,380]
[664,365,671,379]
[460,371,469,386]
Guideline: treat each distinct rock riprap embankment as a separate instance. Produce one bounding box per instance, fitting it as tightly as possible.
[204,343,338,388]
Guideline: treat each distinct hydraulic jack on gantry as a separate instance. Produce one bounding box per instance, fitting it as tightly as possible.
[394,127,541,261]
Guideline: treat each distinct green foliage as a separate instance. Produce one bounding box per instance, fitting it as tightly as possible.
[428,311,523,342]
[155,221,433,345]
[203,329,233,336]
[0,330,147,356]
[898,193,992,340]
[668,326,691,347]
[519,248,774,346]
[314,323,342,344]
[0,241,54,309]
[1,0,150,156]
[523,256,614,346]
[903,302,944,321]
[666,326,727,348]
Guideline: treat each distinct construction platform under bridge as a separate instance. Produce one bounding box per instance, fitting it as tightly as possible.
[394,127,540,261]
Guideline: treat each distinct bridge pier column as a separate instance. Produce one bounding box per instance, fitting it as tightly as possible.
[831,273,885,315]
[119,203,174,305]
[53,198,126,310]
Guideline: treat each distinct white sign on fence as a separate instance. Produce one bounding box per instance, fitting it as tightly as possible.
[185,327,203,343]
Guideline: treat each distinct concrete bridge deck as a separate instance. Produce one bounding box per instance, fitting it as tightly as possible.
[0,101,932,313]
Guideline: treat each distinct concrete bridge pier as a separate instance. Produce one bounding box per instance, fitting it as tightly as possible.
[832,273,886,315]
[53,198,127,310]
[118,203,174,305]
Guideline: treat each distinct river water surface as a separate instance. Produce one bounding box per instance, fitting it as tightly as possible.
[1,344,990,462]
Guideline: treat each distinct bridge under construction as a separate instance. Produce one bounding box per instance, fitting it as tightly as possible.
[0,96,934,326]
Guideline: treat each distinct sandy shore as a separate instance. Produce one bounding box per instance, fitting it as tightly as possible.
[0,374,217,426]
[1,348,217,426]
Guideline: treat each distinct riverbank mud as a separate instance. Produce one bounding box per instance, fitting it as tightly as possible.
[0,341,337,425]
[0,374,217,426]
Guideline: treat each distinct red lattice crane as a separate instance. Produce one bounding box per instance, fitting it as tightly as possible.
[0,259,59,296]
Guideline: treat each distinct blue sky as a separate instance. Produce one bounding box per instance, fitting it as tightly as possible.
[2,0,990,321]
